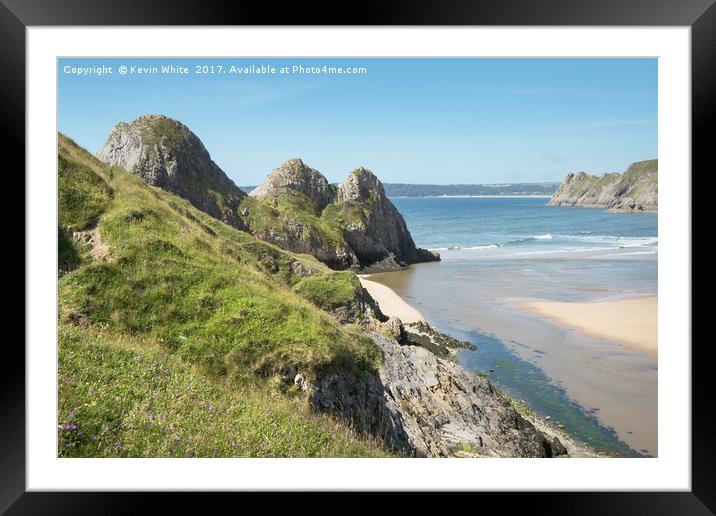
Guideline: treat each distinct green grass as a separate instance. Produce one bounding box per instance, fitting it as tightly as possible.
[57,132,389,457]
[270,187,323,217]
[624,159,657,177]
[59,326,392,458]
[138,117,191,152]
[57,135,115,272]
[321,200,370,232]
[292,271,362,311]
[58,229,82,272]
[58,146,112,230]
[240,188,347,252]
[622,160,658,198]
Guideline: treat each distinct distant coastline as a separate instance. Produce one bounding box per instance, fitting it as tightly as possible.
[389,194,553,199]
[240,182,560,197]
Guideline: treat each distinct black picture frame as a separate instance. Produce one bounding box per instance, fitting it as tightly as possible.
[6,0,710,512]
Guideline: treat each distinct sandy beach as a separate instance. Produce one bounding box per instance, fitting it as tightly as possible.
[359,276,426,323]
[521,296,658,356]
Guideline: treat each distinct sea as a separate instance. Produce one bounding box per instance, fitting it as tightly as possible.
[368,196,658,457]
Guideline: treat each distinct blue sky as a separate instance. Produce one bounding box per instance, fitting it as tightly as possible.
[58,58,657,185]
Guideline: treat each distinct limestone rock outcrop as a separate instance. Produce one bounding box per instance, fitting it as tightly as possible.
[247,162,439,271]
[250,158,336,210]
[548,159,657,212]
[334,168,440,267]
[312,332,568,457]
[97,115,247,229]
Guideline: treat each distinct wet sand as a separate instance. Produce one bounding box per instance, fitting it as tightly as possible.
[359,276,426,323]
[521,297,657,356]
[366,261,658,456]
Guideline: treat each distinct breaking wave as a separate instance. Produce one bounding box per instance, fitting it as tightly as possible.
[428,234,657,253]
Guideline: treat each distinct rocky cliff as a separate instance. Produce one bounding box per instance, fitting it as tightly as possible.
[312,330,569,457]
[250,158,336,210]
[97,115,247,229]
[248,161,439,271]
[548,159,657,212]
[244,159,358,269]
[331,168,440,270]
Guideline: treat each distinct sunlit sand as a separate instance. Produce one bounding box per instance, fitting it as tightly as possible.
[359,276,426,323]
[521,296,658,356]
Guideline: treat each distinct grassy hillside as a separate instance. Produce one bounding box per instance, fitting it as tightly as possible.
[292,271,363,312]
[57,134,390,457]
[59,326,389,457]
[58,142,115,272]
[622,159,658,196]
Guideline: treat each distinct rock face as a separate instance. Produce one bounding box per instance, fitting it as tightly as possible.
[247,221,360,271]
[247,161,439,271]
[330,283,386,324]
[312,332,567,458]
[245,159,358,269]
[402,321,476,357]
[97,115,247,228]
[335,168,440,268]
[548,159,657,212]
[250,158,336,210]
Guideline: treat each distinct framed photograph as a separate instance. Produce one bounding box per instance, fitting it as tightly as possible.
[8,0,710,511]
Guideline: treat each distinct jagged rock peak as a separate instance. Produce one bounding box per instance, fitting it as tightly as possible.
[337,166,385,202]
[98,114,202,170]
[96,114,246,228]
[333,166,440,268]
[250,158,336,209]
